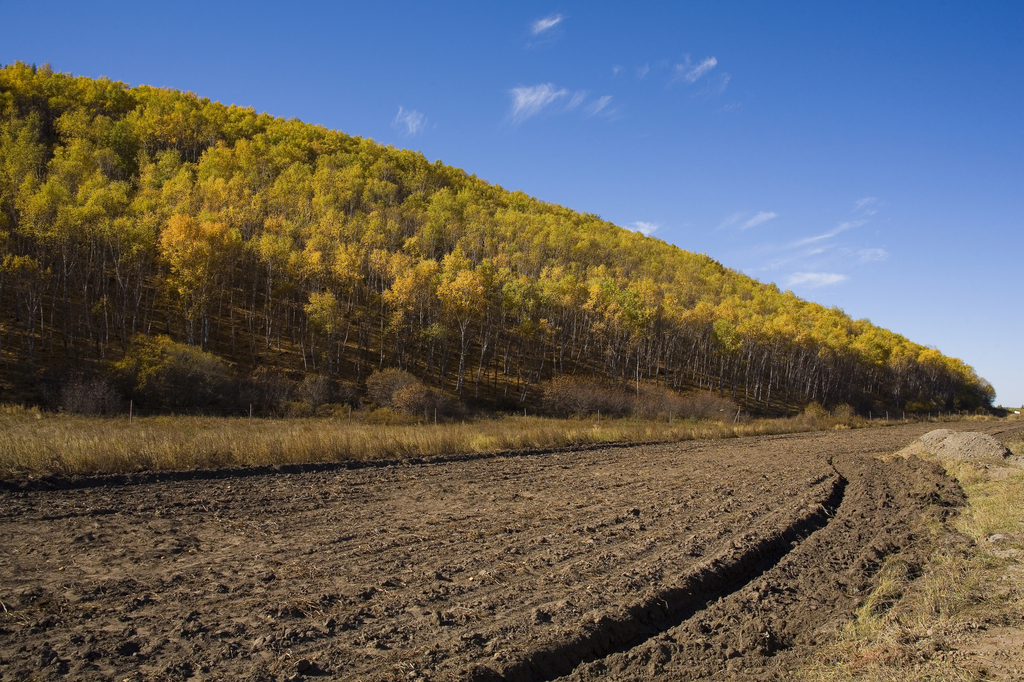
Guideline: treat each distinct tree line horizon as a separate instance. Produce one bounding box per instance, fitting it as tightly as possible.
[0,62,996,415]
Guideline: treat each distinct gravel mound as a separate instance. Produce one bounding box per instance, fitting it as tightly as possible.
[898,429,1015,464]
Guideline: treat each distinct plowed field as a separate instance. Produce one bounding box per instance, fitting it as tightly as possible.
[2,422,1021,681]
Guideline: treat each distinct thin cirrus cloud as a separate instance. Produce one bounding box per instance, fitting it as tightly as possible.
[717,210,777,230]
[393,106,425,135]
[585,95,613,117]
[673,56,718,83]
[637,64,650,79]
[788,220,865,248]
[700,73,731,96]
[758,245,833,273]
[631,221,660,236]
[858,248,889,263]
[741,211,777,229]
[717,211,746,230]
[855,196,880,216]
[566,91,587,111]
[509,86,617,123]
[742,203,887,289]
[509,84,567,123]
[786,272,849,288]
[531,14,564,35]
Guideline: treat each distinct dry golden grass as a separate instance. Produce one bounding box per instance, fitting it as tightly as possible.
[799,439,1024,682]
[0,404,851,478]
[0,404,990,479]
[947,451,1024,542]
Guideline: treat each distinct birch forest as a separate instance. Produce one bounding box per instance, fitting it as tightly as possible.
[0,63,995,415]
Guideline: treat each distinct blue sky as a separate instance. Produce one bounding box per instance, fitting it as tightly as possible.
[3,1,1022,405]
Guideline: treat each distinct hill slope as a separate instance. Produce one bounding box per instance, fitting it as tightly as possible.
[0,62,994,414]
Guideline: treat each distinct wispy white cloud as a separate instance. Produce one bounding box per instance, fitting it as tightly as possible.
[585,95,613,117]
[637,64,650,79]
[741,211,777,230]
[758,246,834,273]
[673,56,718,83]
[789,220,865,248]
[509,84,567,123]
[612,65,623,77]
[717,212,746,230]
[507,88,621,124]
[700,72,731,95]
[631,221,660,236]
[786,272,848,288]
[565,90,587,111]
[393,106,425,135]
[718,210,777,230]
[736,200,889,290]
[854,196,879,216]
[857,248,889,263]
[531,14,564,35]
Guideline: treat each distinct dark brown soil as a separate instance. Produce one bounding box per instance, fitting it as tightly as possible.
[2,422,1021,681]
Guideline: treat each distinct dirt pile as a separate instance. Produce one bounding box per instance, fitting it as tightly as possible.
[897,429,1018,465]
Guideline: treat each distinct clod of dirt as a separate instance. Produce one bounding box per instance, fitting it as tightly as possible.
[114,639,140,657]
[532,608,552,624]
[15,585,46,607]
[295,658,311,673]
[897,429,1015,464]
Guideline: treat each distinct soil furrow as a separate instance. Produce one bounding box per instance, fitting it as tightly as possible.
[467,473,846,681]
[562,451,971,681]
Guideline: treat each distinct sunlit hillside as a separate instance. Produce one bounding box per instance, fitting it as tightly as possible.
[0,62,994,415]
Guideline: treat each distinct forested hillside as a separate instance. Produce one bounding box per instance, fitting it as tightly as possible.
[0,63,995,415]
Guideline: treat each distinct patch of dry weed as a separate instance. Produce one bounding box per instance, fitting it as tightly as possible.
[0,410,811,477]
[0,406,997,479]
[799,438,1024,682]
